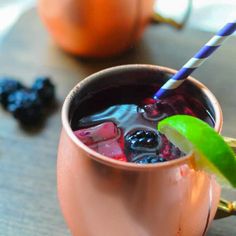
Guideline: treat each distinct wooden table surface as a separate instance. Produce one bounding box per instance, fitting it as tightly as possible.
[0,9,235,236]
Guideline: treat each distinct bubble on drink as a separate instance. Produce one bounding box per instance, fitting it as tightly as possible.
[139,95,196,121]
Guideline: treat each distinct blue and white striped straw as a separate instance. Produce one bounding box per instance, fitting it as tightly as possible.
[153,20,236,100]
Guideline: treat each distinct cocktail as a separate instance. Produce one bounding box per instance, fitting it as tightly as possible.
[57,64,234,236]
[71,67,215,164]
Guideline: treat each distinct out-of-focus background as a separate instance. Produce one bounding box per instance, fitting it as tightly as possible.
[0,0,235,45]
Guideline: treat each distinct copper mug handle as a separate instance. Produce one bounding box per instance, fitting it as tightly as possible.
[214,136,236,219]
[216,198,236,219]
[152,0,192,29]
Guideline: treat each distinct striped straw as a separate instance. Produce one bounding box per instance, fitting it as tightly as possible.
[153,20,236,100]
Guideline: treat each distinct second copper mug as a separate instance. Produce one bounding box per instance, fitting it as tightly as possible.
[38,0,191,58]
[58,64,224,236]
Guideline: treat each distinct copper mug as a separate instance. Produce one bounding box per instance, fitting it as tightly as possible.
[38,0,191,58]
[58,65,234,236]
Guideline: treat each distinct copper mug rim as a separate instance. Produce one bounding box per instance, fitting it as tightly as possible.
[61,64,223,171]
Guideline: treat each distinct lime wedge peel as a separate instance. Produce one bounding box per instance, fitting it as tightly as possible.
[158,115,236,188]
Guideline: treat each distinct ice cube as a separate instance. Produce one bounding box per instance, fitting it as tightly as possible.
[140,101,175,121]
[166,95,196,116]
[74,122,127,161]
[96,140,127,162]
[74,122,119,145]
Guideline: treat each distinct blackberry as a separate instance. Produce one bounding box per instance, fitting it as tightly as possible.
[32,76,55,105]
[133,154,167,164]
[7,89,43,124]
[0,77,23,108]
[125,130,159,151]
[158,135,183,160]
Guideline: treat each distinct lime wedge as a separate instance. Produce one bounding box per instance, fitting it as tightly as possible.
[158,115,236,187]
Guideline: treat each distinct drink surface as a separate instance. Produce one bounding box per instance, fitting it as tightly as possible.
[71,83,215,163]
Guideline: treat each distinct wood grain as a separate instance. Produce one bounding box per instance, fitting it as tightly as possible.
[0,8,235,236]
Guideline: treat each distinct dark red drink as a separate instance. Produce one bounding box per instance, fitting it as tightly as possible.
[71,81,214,164]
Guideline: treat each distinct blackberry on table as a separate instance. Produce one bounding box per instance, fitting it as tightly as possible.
[32,76,55,105]
[7,89,43,125]
[125,129,159,151]
[0,77,24,108]
[133,154,167,164]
